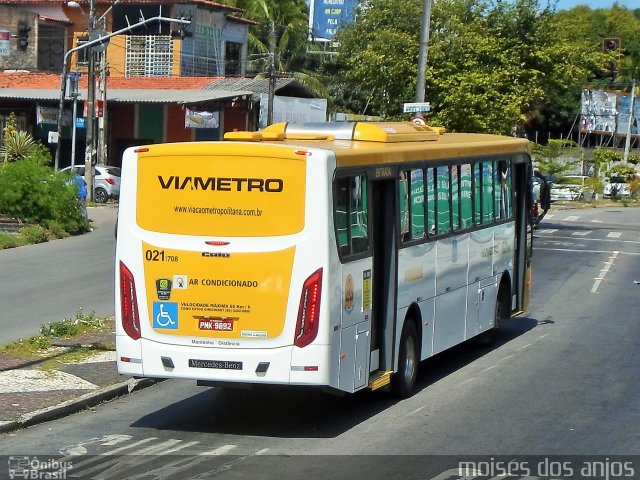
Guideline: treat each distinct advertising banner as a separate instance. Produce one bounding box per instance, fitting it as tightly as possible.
[36,106,72,127]
[309,0,359,42]
[185,108,220,129]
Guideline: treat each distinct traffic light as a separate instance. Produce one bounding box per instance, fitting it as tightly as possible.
[17,21,30,50]
[603,37,620,52]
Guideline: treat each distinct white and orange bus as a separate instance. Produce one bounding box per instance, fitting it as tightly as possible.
[115,121,540,397]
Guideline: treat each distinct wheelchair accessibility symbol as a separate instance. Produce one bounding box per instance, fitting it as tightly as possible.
[153,302,178,329]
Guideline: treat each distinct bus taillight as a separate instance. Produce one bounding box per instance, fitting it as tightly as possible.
[119,261,141,340]
[294,268,323,348]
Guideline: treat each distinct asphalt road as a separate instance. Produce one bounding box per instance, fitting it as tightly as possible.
[0,206,117,343]
[1,206,640,480]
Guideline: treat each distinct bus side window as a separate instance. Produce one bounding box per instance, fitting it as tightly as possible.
[460,163,473,228]
[350,175,369,254]
[473,162,482,225]
[335,175,369,257]
[410,169,425,239]
[426,168,436,236]
[335,178,350,256]
[482,162,494,223]
[495,160,512,220]
[437,165,451,234]
[399,169,426,243]
[399,171,410,241]
[451,165,461,231]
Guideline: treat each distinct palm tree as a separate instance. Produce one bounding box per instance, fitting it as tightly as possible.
[231,0,330,99]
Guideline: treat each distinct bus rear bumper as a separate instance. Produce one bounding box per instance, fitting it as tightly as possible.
[117,336,331,386]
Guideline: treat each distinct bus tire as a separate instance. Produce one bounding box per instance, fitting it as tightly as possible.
[477,286,508,346]
[392,321,419,398]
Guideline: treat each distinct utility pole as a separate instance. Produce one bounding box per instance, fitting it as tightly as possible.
[84,0,97,202]
[623,77,636,164]
[414,0,433,118]
[97,49,107,166]
[55,15,192,171]
[267,20,276,126]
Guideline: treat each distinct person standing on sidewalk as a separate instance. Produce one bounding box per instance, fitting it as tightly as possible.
[73,173,89,220]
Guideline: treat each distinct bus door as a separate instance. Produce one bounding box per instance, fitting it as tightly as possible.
[370,178,398,374]
[512,158,532,311]
[336,175,374,392]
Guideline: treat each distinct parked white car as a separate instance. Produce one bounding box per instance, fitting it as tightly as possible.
[549,175,587,201]
[603,176,630,198]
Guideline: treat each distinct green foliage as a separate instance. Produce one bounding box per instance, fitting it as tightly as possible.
[607,163,636,178]
[40,310,102,338]
[531,139,580,176]
[0,158,89,235]
[18,224,49,244]
[1,130,36,162]
[0,231,20,249]
[584,176,604,193]
[627,153,640,165]
[330,0,422,118]
[327,0,637,133]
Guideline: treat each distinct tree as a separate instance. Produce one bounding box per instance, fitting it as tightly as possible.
[230,0,329,99]
[531,139,580,177]
[330,0,422,118]
[330,0,604,134]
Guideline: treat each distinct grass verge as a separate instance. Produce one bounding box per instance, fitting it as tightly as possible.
[1,310,115,367]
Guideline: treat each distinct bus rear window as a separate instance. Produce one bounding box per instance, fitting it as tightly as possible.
[136,154,306,236]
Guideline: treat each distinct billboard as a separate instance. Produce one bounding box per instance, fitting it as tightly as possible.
[616,94,639,136]
[580,89,617,133]
[309,0,359,42]
[259,94,327,129]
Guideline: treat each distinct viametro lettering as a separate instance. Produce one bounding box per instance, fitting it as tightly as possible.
[158,176,283,192]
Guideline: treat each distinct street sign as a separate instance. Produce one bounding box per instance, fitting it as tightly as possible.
[0,30,10,57]
[403,102,431,113]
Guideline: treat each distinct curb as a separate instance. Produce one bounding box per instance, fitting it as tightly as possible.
[0,377,158,434]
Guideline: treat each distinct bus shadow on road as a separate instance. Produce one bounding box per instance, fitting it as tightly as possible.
[131,315,542,439]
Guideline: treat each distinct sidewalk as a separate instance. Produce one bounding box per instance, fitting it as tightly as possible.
[0,325,156,434]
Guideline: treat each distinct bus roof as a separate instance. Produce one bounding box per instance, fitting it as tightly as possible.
[224,122,531,167]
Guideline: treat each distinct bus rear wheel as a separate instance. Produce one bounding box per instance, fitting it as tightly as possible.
[477,288,508,346]
[392,321,419,398]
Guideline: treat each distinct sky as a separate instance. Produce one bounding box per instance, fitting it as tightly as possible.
[554,0,638,10]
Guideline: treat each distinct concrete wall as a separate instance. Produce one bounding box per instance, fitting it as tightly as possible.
[0,6,38,70]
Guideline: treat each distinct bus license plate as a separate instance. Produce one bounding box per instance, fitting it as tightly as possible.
[188,359,243,370]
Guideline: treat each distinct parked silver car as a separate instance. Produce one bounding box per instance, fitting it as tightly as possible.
[61,165,121,203]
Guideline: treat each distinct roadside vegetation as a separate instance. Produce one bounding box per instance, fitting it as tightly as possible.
[1,311,114,369]
[0,113,90,249]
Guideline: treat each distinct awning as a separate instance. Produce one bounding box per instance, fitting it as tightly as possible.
[0,88,253,104]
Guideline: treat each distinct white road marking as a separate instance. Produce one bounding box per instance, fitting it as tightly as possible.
[536,247,640,256]
[591,251,619,293]
[201,444,238,456]
[591,219,604,223]
[607,231,622,238]
[572,231,591,236]
[516,343,533,350]
[404,406,426,417]
[537,228,558,234]
[564,215,580,221]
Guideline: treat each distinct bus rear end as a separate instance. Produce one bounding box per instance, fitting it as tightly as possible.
[115,141,332,388]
